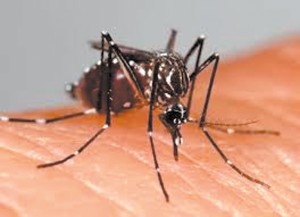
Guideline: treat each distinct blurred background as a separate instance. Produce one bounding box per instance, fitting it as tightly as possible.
[0,0,298,111]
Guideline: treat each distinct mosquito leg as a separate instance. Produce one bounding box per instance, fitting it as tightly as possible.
[94,29,177,57]
[37,124,109,168]
[204,120,280,135]
[148,62,169,202]
[192,53,220,127]
[165,29,177,53]
[37,44,114,168]
[192,53,270,188]
[207,125,280,136]
[183,36,205,117]
[183,35,206,64]
[101,31,146,103]
[202,128,270,188]
[0,108,97,124]
[90,40,152,62]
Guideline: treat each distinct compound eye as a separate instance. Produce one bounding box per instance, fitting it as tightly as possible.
[165,110,181,125]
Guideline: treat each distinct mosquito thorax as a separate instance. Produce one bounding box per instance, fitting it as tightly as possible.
[163,103,188,128]
[153,52,190,106]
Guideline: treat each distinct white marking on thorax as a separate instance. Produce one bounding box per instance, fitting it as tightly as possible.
[166,69,175,90]
[138,67,146,76]
[147,69,153,77]
[164,92,171,99]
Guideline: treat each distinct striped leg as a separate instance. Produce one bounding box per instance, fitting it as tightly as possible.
[184,36,205,118]
[0,108,96,124]
[207,125,280,136]
[101,31,146,103]
[0,107,111,168]
[202,128,270,188]
[148,62,169,202]
[37,124,109,168]
[200,120,280,136]
[37,40,114,168]
[191,53,270,188]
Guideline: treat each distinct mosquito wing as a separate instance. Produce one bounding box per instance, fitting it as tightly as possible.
[89,40,153,62]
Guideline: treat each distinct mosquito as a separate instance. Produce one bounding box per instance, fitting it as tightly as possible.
[0,30,279,202]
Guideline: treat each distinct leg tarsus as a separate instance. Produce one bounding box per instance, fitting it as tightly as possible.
[38,33,115,169]
[148,62,170,202]
[37,124,109,168]
[101,31,145,102]
[184,36,205,117]
[202,128,270,188]
[189,47,270,188]
[207,125,280,136]
[197,53,220,127]
[0,109,97,124]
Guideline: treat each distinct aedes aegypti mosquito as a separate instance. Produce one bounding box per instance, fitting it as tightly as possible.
[1,30,279,202]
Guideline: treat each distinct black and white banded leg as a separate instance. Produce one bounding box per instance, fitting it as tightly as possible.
[148,62,170,202]
[37,40,114,168]
[0,108,96,124]
[101,31,146,103]
[184,36,206,118]
[38,31,150,168]
[189,119,279,135]
[207,125,280,136]
[37,123,110,168]
[102,31,170,201]
[190,53,270,188]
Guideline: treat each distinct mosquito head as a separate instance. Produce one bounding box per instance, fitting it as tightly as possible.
[163,103,188,128]
[154,52,190,105]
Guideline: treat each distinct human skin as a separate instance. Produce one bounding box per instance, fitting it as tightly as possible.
[0,37,299,217]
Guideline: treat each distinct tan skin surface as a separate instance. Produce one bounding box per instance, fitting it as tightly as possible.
[0,37,300,217]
